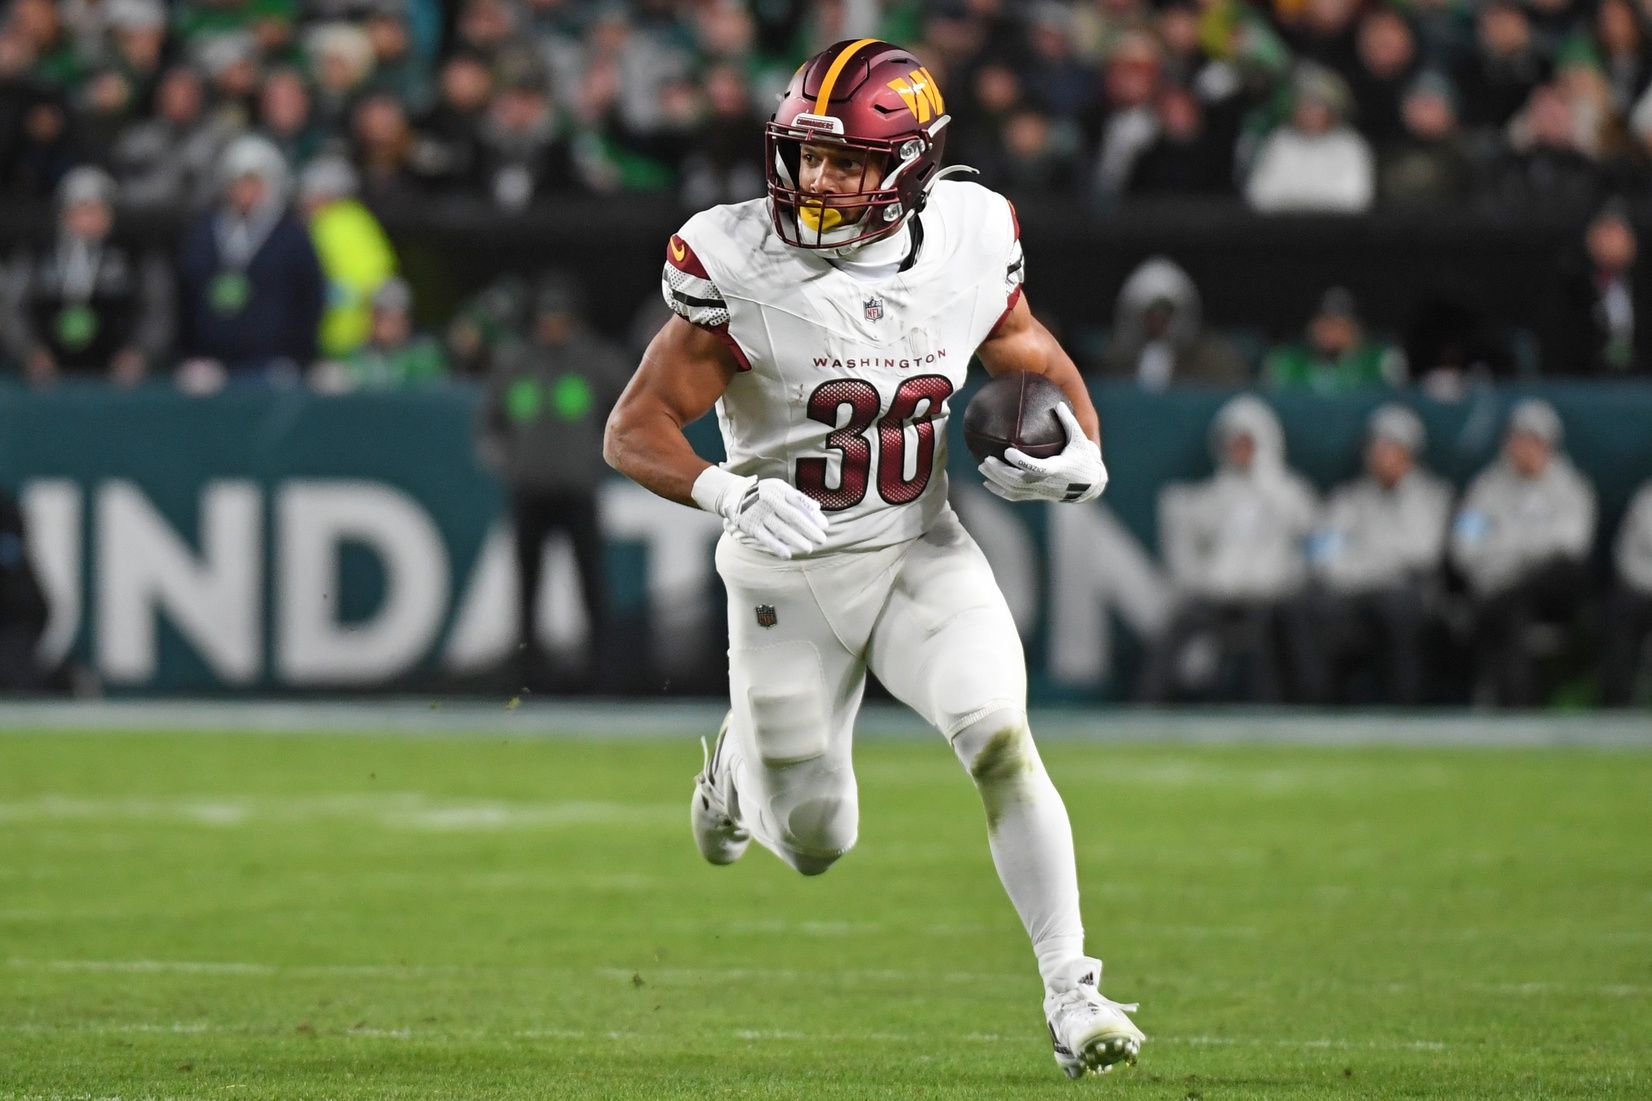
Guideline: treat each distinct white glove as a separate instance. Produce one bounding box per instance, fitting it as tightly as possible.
[692,467,829,558]
[979,402,1109,504]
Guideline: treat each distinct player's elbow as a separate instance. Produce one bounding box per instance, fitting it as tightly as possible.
[602,404,632,474]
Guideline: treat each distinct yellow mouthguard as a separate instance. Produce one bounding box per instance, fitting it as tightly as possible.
[798,203,846,233]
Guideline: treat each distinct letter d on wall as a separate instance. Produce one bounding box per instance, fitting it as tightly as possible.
[276,481,448,684]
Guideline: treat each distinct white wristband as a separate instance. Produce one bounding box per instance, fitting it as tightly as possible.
[690,465,749,516]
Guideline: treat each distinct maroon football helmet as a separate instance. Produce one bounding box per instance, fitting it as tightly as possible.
[765,39,952,250]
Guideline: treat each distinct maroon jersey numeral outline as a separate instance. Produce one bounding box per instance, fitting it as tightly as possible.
[795,375,956,511]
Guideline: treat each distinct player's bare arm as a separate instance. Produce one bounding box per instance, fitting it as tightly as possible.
[975,292,1110,504]
[603,315,736,507]
[605,315,829,558]
[977,291,1101,446]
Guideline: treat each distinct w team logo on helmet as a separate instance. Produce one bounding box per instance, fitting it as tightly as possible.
[764,39,957,251]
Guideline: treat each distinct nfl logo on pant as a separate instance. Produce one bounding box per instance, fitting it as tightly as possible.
[755,604,778,628]
[863,296,883,322]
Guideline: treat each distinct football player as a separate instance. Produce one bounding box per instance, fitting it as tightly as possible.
[603,39,1142,1077]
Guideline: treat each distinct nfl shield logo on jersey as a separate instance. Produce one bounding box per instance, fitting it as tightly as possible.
[863,296,884,322]
[755,604,778,628]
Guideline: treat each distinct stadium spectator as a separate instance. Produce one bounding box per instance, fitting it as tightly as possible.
[1544,202,1652,377]
[1125,85,1236,199]
[1142,396,1320,704]
[1603,478,1652,706]
[110,63,230,209]
[1378,70,1474,206]
[7,0,79,88]
[1457,1,1548,131]
[313,277,447,391]
[410,49,493,191]
[361,0,432,114]
[1304,404,1453,704]
[1,58,74,199]
[194,31,262,132]
[678,62,764,208]
[1594,0,1649,114]
[299,155,396,359]
[104,0,168,108]
[991,107,1087,198]
[74,66,139,168]
[175,134,323,381]
[453,0,516,66]
[1486,81,1602,211]
[1151,1,1208,88]
[1089,29,1164,207]
[256,66,324,170]
[307,22,375,134]
[446,274,528,377]
[0,166,171,387]
[1556,49,1633,166]
[1099,256,1249,388]
[1245,64,1375,213]
[0,483,48,694]
[475,273,628,691]
[477,58,579,210]
[349,90,423,203]
[949,60,1025,177]
[1451,400,1597,708]
[1348,7,1422,145]
[1022,2,1099,122]
[1282,0,1362,77]
[1265,287,1406,393]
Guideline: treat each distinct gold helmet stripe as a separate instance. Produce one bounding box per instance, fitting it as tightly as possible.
[812,38,882,115]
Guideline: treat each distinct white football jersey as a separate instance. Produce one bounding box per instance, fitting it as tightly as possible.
[662,180,1025,554]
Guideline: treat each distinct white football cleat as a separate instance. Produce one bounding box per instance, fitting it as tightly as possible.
[691,714,749,865]
[1043,957,1144,1079]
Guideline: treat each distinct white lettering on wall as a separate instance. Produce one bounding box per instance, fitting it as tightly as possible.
[96,480,261,683]
[276,481,447,683]
[21,480,81,666]
[1045,502,1172,687]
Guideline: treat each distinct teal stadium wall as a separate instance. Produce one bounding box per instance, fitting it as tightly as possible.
[1,381,1649,697]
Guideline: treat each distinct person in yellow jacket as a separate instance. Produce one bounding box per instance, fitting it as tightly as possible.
[299,155,397,358]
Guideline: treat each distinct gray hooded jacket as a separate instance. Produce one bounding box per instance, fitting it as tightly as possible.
[1101,257,1249,388]
[1159,396,1319,601]
[1449,456,1596,596]
[1615,481,1652,595]
[1312,469,1453,594]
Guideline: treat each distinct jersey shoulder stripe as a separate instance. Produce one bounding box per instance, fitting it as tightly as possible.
[662,233,728,325]
[661,222,751,371]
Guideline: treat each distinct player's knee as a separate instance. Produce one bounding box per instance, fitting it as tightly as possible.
[952,708,1034,784]
[786,850,841,876]
[780,793,858,875]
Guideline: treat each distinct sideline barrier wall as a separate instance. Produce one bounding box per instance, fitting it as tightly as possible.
[2,381,1648,696]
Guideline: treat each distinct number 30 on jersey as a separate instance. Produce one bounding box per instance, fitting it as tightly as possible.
[795,375,955,510]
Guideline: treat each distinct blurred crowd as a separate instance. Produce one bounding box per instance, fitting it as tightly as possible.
[1145,395,1652,708]
[4,1,1652,387]
[9,0,1652,215]
[1098,198,1652,394]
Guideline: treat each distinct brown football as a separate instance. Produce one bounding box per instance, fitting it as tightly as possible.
[962,371,1070,464]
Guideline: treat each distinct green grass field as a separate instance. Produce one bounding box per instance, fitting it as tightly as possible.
[2,726,1649,1100]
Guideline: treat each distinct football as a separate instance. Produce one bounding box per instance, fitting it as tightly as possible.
[961,371,1071,464]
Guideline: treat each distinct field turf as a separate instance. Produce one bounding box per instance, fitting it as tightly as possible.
[1,726,1649,1100]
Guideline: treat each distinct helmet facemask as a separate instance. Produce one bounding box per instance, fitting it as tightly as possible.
[765,119,943,251]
